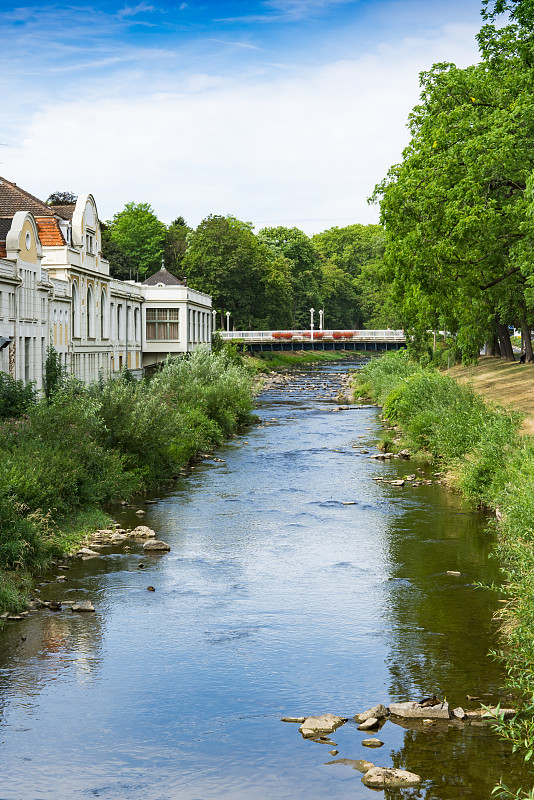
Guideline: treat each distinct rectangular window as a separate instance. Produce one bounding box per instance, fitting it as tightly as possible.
[146,308,179,340]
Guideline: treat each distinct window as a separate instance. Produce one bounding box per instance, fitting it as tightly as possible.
[146,308,179,340]
[100,289,108,339]
[86,232,95,254]
[87,286,95,338]
[72,281,80,337]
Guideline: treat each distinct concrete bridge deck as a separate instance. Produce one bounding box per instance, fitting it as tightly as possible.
[220,329,406,352]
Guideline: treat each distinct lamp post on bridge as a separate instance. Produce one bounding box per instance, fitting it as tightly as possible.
[319,309,324,331]
[226,311,230,333]
[310,308,315,348]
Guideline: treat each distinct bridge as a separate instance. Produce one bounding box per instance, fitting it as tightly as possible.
[220,329,406,352]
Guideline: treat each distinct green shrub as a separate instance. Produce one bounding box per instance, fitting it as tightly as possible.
[0,372,36,418]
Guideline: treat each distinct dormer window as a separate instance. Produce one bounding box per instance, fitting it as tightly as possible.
[86,231,95,254]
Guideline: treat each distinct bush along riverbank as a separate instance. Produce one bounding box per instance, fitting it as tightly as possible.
[353,350,534,799]
[0,348,254,616]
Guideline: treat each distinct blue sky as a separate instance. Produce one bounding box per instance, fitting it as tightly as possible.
[1,0,484,232]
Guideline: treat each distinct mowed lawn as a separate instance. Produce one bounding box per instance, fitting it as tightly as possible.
[449,356,534,434]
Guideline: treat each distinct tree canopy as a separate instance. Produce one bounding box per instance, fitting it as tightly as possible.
[104,202,167,279]
[372,0,534,361]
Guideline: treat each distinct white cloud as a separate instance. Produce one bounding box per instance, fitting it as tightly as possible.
[3,21,479,234]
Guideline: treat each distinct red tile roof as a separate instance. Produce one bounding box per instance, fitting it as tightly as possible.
[36,217,66,246]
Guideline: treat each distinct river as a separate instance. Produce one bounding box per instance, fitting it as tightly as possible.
[0,359,530,799]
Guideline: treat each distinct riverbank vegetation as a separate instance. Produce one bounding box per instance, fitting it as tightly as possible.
[370,0,534,365]
[0,349,254,614]
[354,350,534,798]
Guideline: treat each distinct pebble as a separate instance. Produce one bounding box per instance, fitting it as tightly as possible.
[362,738,384,747]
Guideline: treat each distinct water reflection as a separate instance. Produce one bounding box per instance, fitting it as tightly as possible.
[0,360,529,799]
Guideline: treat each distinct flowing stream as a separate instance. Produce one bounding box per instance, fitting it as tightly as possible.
[0,360,530,799]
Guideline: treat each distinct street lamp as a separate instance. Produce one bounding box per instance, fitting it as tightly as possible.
[310,307,315,346]
[319,309,324,331]
[212,309,217,339]
[226,311,230,333]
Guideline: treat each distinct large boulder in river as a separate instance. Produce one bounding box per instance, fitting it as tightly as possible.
[362,767,422,788]
[72,601,95,612]
[131,526,156,539]
[299,714,347,739]
[354,704,388,723]
[389,700,450,719]
[143,539,171,552]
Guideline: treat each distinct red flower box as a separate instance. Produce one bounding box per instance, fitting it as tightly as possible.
[332,331,343,339]
[272,332,283,339]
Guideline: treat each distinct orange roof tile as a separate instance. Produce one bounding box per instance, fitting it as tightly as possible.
[36,217,65,246]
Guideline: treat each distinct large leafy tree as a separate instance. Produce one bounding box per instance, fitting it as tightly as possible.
[258,226,322,328]
[105,202,167,279]
[182,214,274,329]
[372,42,534,361]
[164,216,192,279]
[312,224,399,329]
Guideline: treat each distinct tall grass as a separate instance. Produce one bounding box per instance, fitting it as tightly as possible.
[355,351,534,799]
[0,348,254,613]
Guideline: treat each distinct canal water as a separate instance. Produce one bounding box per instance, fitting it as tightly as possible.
[0,361,530,799]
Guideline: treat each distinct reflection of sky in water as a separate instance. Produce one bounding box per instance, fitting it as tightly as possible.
[0,362,529,799]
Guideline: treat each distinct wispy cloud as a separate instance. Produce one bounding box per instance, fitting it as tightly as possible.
[207,38,262,50]
[3,21,479,234]
[216,0,354,23]
[117,2,157,18]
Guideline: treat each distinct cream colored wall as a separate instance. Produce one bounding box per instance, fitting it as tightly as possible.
[20,220,38,264]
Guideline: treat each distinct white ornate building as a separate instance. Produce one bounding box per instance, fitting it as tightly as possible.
[0,178,212,387]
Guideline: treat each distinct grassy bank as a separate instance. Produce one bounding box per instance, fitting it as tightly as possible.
[0,349,254,615]
[245,348,369,373]
[354,351,534,799]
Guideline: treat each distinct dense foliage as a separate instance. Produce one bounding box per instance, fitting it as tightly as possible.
[0,351,254,611]
[102,200,400,330]
[372,0,534,363]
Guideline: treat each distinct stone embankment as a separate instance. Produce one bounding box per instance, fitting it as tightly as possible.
[282,698,517,790]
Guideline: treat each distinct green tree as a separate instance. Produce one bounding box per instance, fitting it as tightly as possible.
[182,215,272,329]
[372,49,534,362]
[164,216,192,279]
[105,202,166,279]
[312,224,395,329]
[258,226,322,328]
[43,345,65,400]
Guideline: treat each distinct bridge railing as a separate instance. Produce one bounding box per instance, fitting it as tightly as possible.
[219,329,406,341]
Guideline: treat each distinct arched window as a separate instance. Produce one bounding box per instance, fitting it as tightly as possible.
[72,281,80,338]
[87,285,94,338]
[100,289,108,339]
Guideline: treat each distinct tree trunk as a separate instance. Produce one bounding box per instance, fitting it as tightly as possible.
[497,323,515,361]
[521,320,534,363]
[490,335,501,357]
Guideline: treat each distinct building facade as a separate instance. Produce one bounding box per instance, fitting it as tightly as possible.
[0,178,212,387]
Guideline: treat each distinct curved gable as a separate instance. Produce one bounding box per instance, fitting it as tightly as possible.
[5,211,42,263]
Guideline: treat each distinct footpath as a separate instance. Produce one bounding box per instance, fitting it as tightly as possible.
[448,356,534,434]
